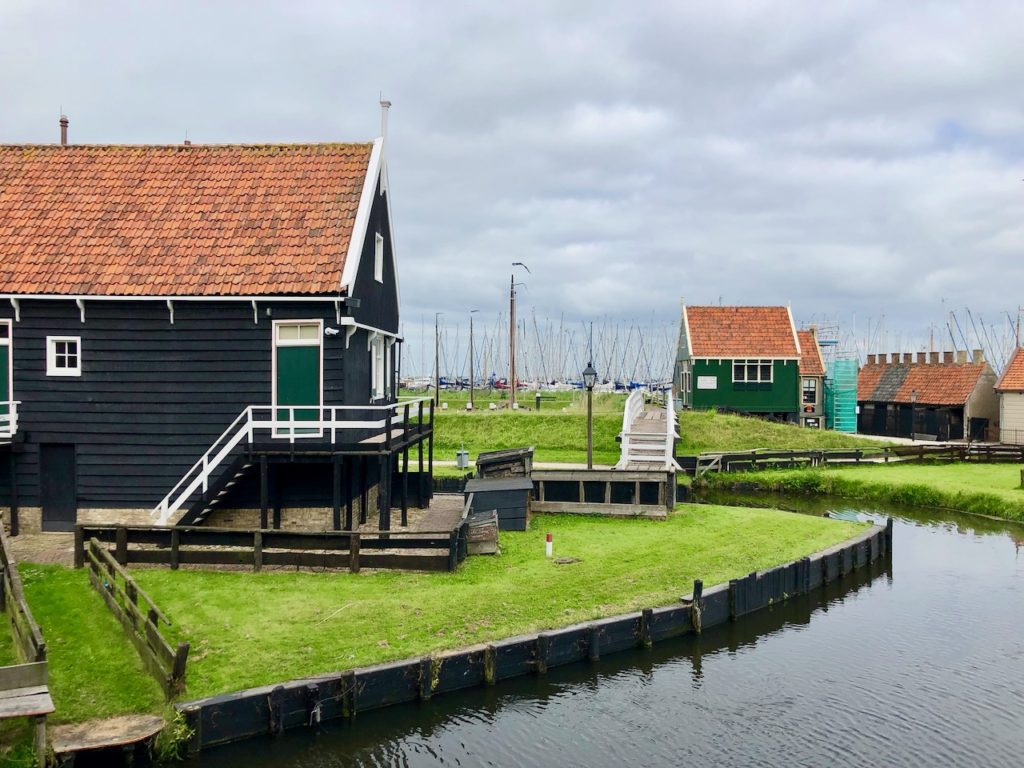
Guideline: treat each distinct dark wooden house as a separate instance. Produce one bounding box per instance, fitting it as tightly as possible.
[0,113,432,533]
[857,351,997,441]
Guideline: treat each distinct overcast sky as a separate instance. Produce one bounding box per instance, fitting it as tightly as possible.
[2,1,1023,366]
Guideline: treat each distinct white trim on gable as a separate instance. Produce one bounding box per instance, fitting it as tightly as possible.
[682,305,693,359]
[787,306,801,355]
[339,137,384,294]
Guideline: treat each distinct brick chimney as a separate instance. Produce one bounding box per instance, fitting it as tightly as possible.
[917,352,927,364]
[902,353,913,364]
[956,350,968,364]
[891,352,901,365]
[59,114,68,146]
[866,354,877,365]
[943,351,954,363]
[972,349,985,364]
[930,351,940,363]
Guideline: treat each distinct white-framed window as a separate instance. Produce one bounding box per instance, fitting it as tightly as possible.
[374,232,384,283]
[802,378,818,404]
[732,359,773,384]
[275,323,321,345]
[370,334,386,400]
[47,336,82,377]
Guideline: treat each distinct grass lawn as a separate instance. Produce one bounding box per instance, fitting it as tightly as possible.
[677,410,886,455]
[433,409,624,465]
[130,506,866,700]
[16,565,165,724]
[703,463,1024,521]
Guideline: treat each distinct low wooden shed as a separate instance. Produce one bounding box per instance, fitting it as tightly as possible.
[464,478,533,532]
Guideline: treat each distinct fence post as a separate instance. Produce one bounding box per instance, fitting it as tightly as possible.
[170,529,180,571]
[349,533,361,574]
[73,525,85,569]
[171,642,190,695]
[254,531,263,573]
[448,529,459,572]
[115,526,128,566]
[690,579,703,634]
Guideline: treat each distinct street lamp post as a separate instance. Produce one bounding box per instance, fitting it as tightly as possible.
[583,361,597,469]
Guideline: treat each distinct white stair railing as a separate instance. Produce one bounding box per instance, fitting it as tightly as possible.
[616,387,680,471]
[152,398,430,526]
[0,401,19,441]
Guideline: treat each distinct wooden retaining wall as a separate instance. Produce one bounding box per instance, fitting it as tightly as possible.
[176,520,892,753]
[531,469,675,518]
[84,538,189,699]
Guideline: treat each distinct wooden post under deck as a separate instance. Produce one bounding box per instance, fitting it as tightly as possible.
[344,459,354,531]
[359,457,369,525]
[7,450,18,537]
[428,400,435,502]
[332,456,342,531]
[401,447,409,527]
[259,454,269,530]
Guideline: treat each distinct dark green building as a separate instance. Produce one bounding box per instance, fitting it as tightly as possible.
[674,305,803,422]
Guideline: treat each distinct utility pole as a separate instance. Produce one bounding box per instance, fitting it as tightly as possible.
[509,262,530,407]
[469,309,479,410]
[434,312,442,405]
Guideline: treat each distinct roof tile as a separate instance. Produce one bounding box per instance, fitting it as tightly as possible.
[797,330,825,376]
[685,306,799,358]
[0,143,372,296]
[858,360,988,405]
[996,348,1024,391]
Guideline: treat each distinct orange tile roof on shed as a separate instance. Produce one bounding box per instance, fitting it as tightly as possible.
[684,306,799,358]
[858,360,988,405]
[0,143,373,296]
[797,330,825,376]
[996,347,1024,391]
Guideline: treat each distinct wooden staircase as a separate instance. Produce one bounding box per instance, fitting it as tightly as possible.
[174,455,254,527]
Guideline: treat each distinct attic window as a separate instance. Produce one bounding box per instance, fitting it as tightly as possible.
[47,336,81,377]
[732,359,773,384]
[374,232,384,283]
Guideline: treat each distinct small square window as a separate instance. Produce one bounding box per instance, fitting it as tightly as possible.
[47,336,82,377]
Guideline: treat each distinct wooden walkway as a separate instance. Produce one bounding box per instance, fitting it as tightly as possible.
[617,390,679,472]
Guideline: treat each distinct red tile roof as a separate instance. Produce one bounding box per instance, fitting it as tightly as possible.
[858,360,989,405]
[684,306,799,358]
[996,347,1024,391]
[797,330,825,376]
[0,143,373,296]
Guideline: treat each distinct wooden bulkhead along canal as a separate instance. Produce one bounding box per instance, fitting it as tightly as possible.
[175,496,1024,768]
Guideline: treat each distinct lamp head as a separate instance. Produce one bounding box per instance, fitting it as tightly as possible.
[582,362,598,390]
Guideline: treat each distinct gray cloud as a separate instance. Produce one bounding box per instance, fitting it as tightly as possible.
[2,0,1023,374]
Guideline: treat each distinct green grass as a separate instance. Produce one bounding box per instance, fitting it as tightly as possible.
[677,410,887,455]
[131,506,865,699]
[16,565,165,724]
[703,463,1024,522]
[434,409,624,465]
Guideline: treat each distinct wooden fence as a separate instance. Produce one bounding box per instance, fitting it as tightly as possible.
[684,443,1024,477]
[0,525,52,768]
[75,524,471,574]
[0,527,46,664]
[84,538,189,699]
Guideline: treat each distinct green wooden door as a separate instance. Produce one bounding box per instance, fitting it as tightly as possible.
[276,344,320,432]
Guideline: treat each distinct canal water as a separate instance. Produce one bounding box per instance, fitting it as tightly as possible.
[187,496,1024,767]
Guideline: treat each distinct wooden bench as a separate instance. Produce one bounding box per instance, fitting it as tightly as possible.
[0,661,54,767]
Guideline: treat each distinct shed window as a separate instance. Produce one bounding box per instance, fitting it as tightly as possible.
[47,336,82,377]
[374,232,384,283]
[802,378,818,404]
[732,359,773,383]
